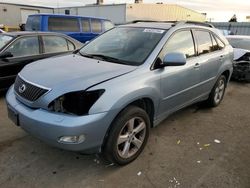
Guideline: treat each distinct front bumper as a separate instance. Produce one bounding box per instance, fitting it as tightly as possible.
[232,61,250,82]
[6,86,116,153]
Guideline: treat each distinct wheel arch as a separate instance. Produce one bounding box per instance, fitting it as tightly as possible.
[101,96,156,152]
[221,70,231,84]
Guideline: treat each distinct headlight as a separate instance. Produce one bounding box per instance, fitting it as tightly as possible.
[49,89,105,116]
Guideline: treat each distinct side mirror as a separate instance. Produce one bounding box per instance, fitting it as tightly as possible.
[0,51,13,59]
[163,52,186,66]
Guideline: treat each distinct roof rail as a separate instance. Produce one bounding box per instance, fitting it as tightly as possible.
[126,20,214,28]
[175,21,215,28]
[131,20,177,24]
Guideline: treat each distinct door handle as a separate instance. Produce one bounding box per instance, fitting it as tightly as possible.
[194,63,200,69]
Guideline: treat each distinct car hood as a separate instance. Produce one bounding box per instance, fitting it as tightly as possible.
[233,48,250,61]
[20,54,137,91]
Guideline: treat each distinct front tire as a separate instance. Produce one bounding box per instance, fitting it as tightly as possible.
[103,106,150,165]
[206,75,227,107]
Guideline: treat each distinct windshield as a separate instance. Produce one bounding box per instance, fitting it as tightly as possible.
[227,37,250,51]
[0,35,14,50]
[80,27,166,65]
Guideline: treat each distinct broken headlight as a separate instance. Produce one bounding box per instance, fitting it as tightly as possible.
[49,90,105,116]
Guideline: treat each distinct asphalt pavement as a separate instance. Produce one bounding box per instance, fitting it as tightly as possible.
[0,82,249,188]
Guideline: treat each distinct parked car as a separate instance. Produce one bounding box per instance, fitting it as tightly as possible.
[6,21,233,165]
[226,35,250,82]
[25,14,114,43]
[0,32,82,90]
[0,29,5,33]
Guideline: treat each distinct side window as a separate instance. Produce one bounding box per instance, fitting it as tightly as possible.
[25,16,40,31]
[91,19,102,33]
[210,34,220,51]
[5,36,39,57]
[43,36,69,53]
[159,30,195,60]
[195,30,213,55]
[67,40,75,51]
[81,19,90,32]
[103,21,114,31]
[214,35,225,49]
[48,17,80,32]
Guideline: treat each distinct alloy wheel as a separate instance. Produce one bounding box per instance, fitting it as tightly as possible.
[117,117,146,159]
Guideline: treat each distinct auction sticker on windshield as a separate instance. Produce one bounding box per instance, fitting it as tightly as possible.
[143,29,165,34]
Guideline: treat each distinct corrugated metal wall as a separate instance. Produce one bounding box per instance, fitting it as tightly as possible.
[56,4,127,25]
[212,22,250,36]
[56,4,206,25]
[126,4,206,22]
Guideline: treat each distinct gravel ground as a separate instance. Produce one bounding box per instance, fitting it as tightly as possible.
[0,82,249,188]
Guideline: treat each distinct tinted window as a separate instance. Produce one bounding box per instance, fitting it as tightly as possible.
[91,19,102,33]
[43,36,69,53]
[81,19,90,32]
[215,35,225,49]
[103,21,114,31]
[5,36,39,57]
[25,16,40,31]
[48,17,79,32]
[160,30,195,59]
[210,34,220,51]
[195,30,213,55]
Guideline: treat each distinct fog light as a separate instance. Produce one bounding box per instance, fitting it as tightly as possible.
[58,135,85,144]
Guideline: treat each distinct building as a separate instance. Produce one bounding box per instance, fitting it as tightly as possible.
[55,3,206,25]
[247,16,250,22]
[0,2,53,29]
[212,22,250,36]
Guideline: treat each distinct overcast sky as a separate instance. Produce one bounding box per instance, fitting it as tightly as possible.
[1,0,250,21]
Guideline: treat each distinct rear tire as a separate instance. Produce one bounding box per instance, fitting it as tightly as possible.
[103,106,150,165]
[206,75,227,107]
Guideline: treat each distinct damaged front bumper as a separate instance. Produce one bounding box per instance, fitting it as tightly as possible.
[232,61,250,82]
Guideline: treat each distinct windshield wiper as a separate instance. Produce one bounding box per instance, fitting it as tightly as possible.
[79,52,129,65]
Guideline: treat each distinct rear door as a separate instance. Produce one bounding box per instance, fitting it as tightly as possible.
[157,29,201,116]
[0,36,42,89]
[193,30,225,94]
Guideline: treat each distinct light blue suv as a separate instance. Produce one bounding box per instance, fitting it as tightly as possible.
[6,21,233,165]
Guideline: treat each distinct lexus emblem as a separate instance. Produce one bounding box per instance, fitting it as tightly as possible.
[19,84,26,93]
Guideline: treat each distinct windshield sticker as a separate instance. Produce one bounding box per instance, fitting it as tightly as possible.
[143,29,165,34]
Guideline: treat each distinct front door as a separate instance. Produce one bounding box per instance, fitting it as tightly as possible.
[0,36,42,89]
[157,30,201,118]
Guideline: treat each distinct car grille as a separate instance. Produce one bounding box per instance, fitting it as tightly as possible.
[14,75,49,102]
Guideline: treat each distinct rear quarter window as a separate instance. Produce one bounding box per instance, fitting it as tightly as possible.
[103,21,114,31]
[48,17,80,32]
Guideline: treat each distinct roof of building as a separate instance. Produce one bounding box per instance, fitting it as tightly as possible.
[29,14,111,20]
[0,2,53,9]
